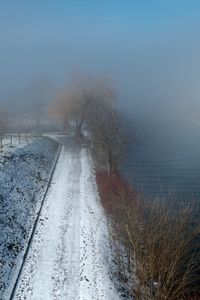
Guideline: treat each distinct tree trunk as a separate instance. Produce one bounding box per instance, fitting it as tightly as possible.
[75,121,84,141]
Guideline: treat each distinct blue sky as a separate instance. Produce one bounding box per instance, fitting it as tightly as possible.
[1,0,199,39]
[0,0,200,114]
[1,1,199,29]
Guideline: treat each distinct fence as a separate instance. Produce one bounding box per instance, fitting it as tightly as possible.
[0,132,43,152]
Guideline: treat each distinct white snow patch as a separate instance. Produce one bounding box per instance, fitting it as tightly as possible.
[0,137,59,299]
[13,143,121,299]
[79,148,120,300]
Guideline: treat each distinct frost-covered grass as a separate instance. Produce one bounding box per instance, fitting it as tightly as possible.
[0,137,59,298]
[0,135,31,155]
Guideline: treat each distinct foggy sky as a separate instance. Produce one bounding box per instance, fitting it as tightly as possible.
[0,0,200,120]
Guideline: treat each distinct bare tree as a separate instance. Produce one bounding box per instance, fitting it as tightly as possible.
[51,74,126,171]
[88,101,126,172]
[53,75,115,137]
[49,96,70,131]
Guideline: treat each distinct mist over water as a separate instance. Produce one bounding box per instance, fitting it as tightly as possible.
[122,111,200,199]
[1,1,200,199]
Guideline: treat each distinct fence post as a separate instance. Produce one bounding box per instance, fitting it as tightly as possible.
[0,137,3,152]
[10,135,13,147]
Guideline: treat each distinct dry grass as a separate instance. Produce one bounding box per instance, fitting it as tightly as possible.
[96,171,200,300]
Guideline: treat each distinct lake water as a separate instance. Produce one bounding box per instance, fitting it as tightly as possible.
[122,114,200,200]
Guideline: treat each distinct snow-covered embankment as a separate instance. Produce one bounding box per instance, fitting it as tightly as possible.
[0,137,59,299]
[12,138,120,300]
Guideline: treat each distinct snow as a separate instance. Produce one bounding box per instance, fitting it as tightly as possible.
[0,137,59,299]
[12,137,121,300]
[79,149,120,300]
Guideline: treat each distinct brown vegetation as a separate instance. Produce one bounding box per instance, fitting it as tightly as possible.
[97,170,200,300]
[50,76,115,136]
[89,103,126,172]
[50,73,200,299]
[50,74,126,171]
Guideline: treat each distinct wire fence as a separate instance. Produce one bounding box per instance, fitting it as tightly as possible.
[0,132,43,152]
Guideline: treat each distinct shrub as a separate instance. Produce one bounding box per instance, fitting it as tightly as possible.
[96,170,200,300]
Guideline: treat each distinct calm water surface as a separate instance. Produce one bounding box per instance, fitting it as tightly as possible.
[122,115,200,200]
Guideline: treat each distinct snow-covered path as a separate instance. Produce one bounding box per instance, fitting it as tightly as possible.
[13,138,120,300]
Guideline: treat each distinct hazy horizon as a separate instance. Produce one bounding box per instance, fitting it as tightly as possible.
[1,0,200,122]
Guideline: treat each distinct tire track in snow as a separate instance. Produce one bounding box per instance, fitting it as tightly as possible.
[9,144,62,300]
[52,150,81,299]
[79,148,120,300]
[12,139,120,300]
[12,146,82,300]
